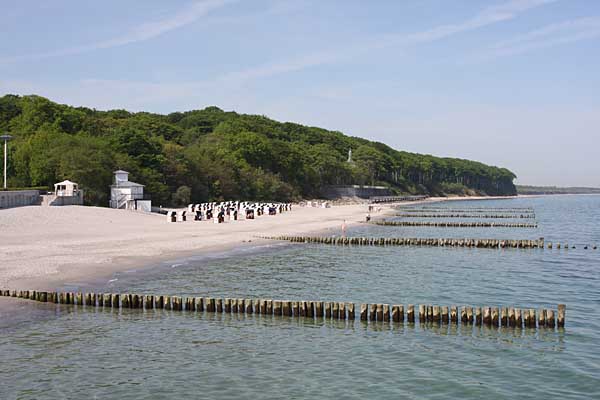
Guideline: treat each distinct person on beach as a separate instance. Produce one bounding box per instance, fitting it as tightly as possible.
[365,213,371,222]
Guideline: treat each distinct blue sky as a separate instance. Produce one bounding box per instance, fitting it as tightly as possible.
[1,0,599,186]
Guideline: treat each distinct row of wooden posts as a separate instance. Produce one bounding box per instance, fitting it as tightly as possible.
[398,207,534,212]
[394,214,536,219]
[0,290,565,329]
[373,221,538,228]
[265,236,598,250]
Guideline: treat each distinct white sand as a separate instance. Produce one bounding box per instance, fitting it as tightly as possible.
[0,196,518,290]
[0,204,380,289]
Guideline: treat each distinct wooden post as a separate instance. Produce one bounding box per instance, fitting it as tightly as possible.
[165,296,172,310]
[347,303,355,320]
[283,301,291,316]
[84,293,92,306]
[216,298,223,313]
[433,305,440,323]
[292,301,299,316]
[273,300,282,316]
[419,305,425,323]
[441,306,449,323]
[546,309,555,328]
[508,308,515,327]
[382,304,390,322]
[392,305,400,322]
[209,298,217,313]
[450,306,457,324]
[132,294,141,309]
[491,307,499,327]
[101,294,109,307]
[501,307,508,327]
[528,309,536,328]
[173,296,182,311]
[76,292,83,306]
[299,301,306,317]
[475,307,482,325]
[253,299,260,314]
[407,304,415,323]
[515,308,523,327]
[483,307,492,325]
[339,302,346,320]
[195,297,203,312]
[315,301,324,318]
[538,308,546,328]
[260,299,267,314]
[237,299,245,313]
[245,299,253,314]
[122,294,130,308]
[110,294,118,308]
[307,301,315,318]
[557,304,566,327]
[323,301,330,318]
[155,295,164,309]
[266,300,273,315]
[360,304,368,321]
[466,307,473,324]
[332,302,339,319]
[376,304,383,321]
[145,295,154,309]
[367,304,375,321]
[427,305,433,322]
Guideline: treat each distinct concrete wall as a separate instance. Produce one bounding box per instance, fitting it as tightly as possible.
[0,190,42,209]
[41,192,84,206]
[321,185,392,200]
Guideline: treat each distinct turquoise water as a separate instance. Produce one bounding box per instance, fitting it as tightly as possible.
[1,195,599,399]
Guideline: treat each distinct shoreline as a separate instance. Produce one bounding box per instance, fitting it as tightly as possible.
[0,195,524,294]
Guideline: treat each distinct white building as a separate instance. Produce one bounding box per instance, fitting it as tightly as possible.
[41,179,84,206]
[109,170,151,212]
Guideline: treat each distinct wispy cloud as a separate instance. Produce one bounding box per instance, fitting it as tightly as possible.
[219,0,557,85]
[0,0,233,64]
[482,16,600,58]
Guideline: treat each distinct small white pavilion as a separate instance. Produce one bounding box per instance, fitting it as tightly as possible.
[54,180,79,197]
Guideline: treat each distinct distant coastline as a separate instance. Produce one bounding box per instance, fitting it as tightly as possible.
[516,185,600,195]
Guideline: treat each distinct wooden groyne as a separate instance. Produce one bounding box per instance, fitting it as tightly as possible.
[400,207,534,212]
[0,290,565,329]
[394,214,536,219]
[369,195,428,204]
[262,236,598,250]
[373,221,538,228]
[262,235,547,249]
[396,209,536,215]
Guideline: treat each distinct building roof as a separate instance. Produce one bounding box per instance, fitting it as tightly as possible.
[55,180,77,186]
[114,170,130,174]
[112,181,144,188]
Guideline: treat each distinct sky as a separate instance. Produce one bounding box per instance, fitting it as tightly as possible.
[1,0,599,186]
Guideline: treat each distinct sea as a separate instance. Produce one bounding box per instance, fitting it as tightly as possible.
[0,195,599,399]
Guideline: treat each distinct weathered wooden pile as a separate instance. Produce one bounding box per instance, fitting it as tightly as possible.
[0,290,565,329]
[373,221,538,228]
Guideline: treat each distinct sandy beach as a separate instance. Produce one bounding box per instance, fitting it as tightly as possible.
[0,196,519,291]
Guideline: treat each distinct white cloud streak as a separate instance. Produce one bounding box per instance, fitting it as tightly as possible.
[0,0,233,64]
[219,0,558,85]
[484,16,600,58]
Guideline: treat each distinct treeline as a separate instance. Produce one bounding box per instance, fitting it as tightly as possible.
[0,95,516,206]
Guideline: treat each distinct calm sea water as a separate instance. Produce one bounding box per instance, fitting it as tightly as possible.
[1,195,599,399]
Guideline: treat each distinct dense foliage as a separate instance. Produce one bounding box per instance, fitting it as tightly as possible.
[0,95,516,206]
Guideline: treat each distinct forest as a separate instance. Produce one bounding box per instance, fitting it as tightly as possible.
[0,95,517,206]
